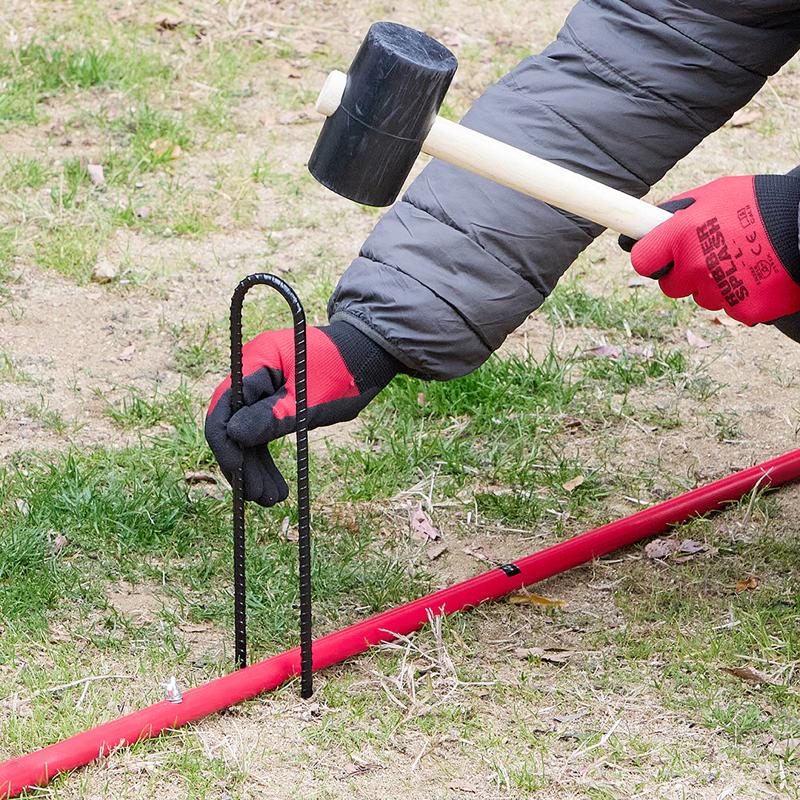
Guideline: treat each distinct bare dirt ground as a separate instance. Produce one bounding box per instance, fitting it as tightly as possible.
[1,1,800,799]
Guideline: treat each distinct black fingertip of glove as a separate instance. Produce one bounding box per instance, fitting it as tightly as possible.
[617,197,696,252]
[241,447,289,506]
[204,387,242,479]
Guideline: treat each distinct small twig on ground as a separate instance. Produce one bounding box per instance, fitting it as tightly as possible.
[32,674,131,698]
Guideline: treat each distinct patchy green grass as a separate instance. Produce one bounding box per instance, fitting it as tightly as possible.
[0,391,428,650]
[543,279,692,339]
[0,42,172,125]
[1,156,51,191]
[33,223,99,282]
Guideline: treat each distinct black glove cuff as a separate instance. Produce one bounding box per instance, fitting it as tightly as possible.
[323,320,399,392]
[754,174,800,285]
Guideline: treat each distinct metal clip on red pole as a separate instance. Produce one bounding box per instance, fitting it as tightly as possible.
[229,274,313,698]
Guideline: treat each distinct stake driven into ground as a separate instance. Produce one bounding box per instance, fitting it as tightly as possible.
[0,1,799,799]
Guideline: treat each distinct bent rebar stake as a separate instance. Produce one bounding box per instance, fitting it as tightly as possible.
[230,273,313,698]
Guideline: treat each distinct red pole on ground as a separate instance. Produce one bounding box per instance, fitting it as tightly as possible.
[2,449,799,798]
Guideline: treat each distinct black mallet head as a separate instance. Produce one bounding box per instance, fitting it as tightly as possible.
[308,21,457,207]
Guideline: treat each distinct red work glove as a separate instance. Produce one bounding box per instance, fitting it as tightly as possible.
[205,321,397,506]
[620,175,800,326]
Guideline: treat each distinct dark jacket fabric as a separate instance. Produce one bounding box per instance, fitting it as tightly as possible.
[328,1,800,379]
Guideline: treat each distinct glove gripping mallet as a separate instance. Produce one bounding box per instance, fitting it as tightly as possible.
[309,21,670,239]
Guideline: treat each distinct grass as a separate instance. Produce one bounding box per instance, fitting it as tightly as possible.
[33,223,99,282]
[0,41,172,125]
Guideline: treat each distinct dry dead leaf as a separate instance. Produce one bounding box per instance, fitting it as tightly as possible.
[721,665,780,686]
[514,646,544,659]
[410,505,439,541]
[584,344,623,359]
[769,738,800,757]
[15,498,29,516]
[686,329,710,349]
[277,110,314,125]
[735,576,759,592]
[710,314,738,328]
[462,545,491,564]
[509,592,566,608]
[87,163,105,186]
[644,538,679,560]
[184,470,217,484]
[562,475,585,493]
[729,108,762,127]
[155,16,183,30]
[645,538,708,560]
[677,539,707,554]
[426,542,448,561]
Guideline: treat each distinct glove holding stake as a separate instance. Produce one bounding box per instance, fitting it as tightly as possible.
[206,318,397,507]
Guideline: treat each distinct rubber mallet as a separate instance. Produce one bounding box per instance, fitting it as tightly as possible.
[309,21,670,240]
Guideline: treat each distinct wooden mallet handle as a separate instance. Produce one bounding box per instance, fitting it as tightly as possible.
[316,70,670,240]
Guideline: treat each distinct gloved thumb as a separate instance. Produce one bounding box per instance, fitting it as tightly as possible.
[227,389,297,447]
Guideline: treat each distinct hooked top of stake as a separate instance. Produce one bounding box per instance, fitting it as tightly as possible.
[308,22,457,207]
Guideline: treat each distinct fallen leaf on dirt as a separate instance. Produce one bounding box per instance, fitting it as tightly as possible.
[91,258,118,284]
[677,539,707,555]
[447,780,478,794]
[710,314,738,328]
[184,470,218,484]
[554,710,589,723]
[180,623,214,633]
[515,646,544,659]
[155,16,183,30]
[118,344,136,362]
[721,665,780,686]
[769,738,800,757]
[562,475,585,493]
[149,138,182,159]
[462,545,492,564]
[86,163,104,186]
[735,576,759,592]
[584,344,623,359]
[686,329,710,349]
[426,542,448,561]
[410,505,439,541]
[645,538,679,559]
[729,107,762,127]
[645,538,708,560]
[509,592,566,608]
[277,110,314,125]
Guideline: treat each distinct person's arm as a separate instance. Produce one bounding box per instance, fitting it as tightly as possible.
[329,1,800,379]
